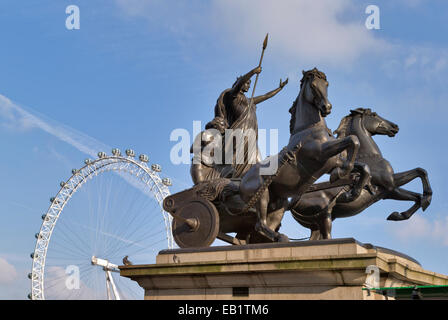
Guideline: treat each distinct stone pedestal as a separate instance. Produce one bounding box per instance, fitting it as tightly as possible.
[119,238,448,300]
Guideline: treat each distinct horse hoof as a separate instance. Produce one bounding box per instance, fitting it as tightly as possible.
[387,212,405,221]
[255,222,264,233]
[255,222,276,242]
[421,194,432,211]
[277,233,289,243]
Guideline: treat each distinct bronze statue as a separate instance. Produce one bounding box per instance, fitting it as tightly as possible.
[164,68,368,247]
[163,36,432,249]
[238,68,364,242]
[190,117,233,185]
[213,66,288,178]
[190,34,287,184]
[189,69,288,185]
[190,68,288,185]
[290,108,432,239]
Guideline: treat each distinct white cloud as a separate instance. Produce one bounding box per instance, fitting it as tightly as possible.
[0,95,35,132]
[44,266,98,299]
[115,0,390,66]
[400,47,448,75]
[0,258,18,284]
[390,215,448,246]
[210,0,389,65]
[433,216,448,246]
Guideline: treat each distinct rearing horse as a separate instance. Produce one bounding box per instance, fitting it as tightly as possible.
[239,68,362,242]
[291,108,433,240]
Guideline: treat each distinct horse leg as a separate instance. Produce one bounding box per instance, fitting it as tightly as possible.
[337,162,371,203]
[318,210,333,239]
[385,188,422,221]
[254,189,278,241]
[320,135,360,181]
[393,168,432,211]
[317,195,338,239]
[310,228,321,240]
[267,205,289,242]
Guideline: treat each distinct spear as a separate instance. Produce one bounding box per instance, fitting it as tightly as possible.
[249,33,268,107]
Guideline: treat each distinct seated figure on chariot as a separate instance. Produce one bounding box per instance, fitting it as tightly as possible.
[190,65,288,185]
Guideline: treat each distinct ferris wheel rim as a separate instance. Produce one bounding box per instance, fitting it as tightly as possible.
[30,152,173,300]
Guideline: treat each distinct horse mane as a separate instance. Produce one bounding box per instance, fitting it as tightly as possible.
[289,96,299,134]
[334,108,371,137]
[289,68,328,134]
[333,115,352,138]
[300,67,327,87]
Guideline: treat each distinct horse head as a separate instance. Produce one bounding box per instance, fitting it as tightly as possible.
[289,68,332,134]
[360,108,399,137]
[301,68,332,117]
[335,108,399,138]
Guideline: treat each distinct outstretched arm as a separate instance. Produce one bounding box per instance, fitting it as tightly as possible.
[231,66,262,94]
[253,78,288,105]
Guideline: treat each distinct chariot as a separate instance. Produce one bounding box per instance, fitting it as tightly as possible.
[163,176,359,248]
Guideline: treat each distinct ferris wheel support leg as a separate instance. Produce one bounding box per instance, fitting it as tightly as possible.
[105,271,112,300]
[107,269,121,300]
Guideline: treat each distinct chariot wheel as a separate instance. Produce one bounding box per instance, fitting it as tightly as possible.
[171,198,219,248]
[29,149,173,300]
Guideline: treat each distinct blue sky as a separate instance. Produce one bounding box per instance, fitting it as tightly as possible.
[0,0,447,299]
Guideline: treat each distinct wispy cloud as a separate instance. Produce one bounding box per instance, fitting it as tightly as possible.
[0,94,168,200]
[389,215,448,246]
[0,94,109,158]
[382,46,448,80]
[0,258,18,285]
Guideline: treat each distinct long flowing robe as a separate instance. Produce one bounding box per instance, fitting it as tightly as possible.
[215,88,260,178]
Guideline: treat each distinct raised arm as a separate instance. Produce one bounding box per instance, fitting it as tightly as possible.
[231,66,262,94]
[253,78,288,105]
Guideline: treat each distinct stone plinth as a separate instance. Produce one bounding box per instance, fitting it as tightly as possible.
[119,238,448,300]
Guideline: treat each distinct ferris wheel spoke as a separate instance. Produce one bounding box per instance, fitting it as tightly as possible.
[112,203,164,243]
[108,225,166,256]
[47,230,92,258]
[109,218,163,254]
[104,224,166,259]
[104,191,156,241]
[98,201,165,259]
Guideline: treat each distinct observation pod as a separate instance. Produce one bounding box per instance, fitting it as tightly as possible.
[151,164,161,172]
[139,154,149,163]
[112,148,121,156]
[162,178,172,186]
[98,152,107,159]
[125,149,135,157]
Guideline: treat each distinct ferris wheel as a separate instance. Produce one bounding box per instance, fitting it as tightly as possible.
[29,148,174,300]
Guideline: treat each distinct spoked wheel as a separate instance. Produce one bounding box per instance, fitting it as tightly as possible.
[171,198,219,248]
[29,149,173,300]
